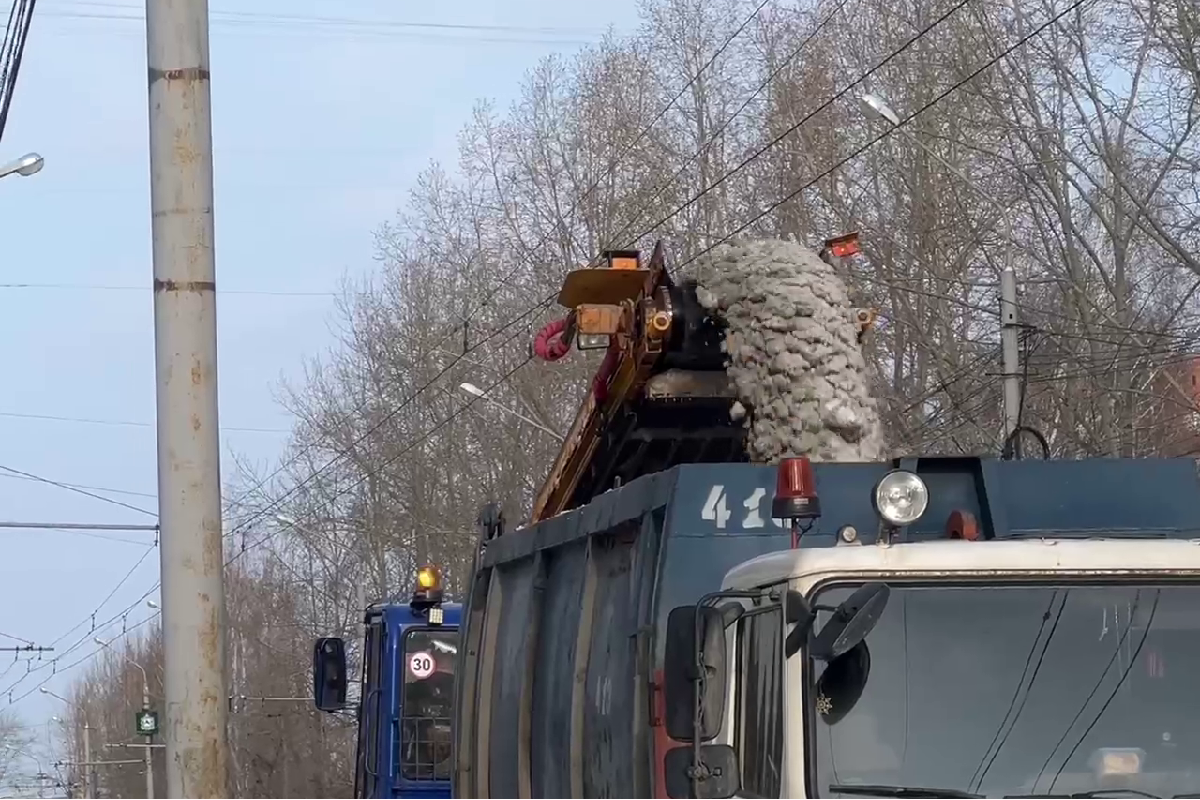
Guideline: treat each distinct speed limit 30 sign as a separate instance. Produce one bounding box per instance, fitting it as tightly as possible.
[408,651,435,679]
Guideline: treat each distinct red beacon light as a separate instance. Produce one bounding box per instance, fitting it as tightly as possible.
[772,458,821,548]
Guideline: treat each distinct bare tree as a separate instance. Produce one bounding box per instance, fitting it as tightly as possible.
[60,0,1200,794]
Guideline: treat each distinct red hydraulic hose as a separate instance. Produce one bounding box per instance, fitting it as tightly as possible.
[533,314,617,403]
[592,348,619,404]
[533,317,571,362]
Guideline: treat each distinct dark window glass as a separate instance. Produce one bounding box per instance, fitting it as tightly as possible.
[399,628,459,781]
[810,584,1200,798]
[736,605,783,797]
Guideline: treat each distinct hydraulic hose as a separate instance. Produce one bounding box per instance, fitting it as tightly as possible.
[533,317,572,362]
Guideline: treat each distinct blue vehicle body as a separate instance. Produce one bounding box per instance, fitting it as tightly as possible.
[453,456,1200,798]
[353,600,462,799]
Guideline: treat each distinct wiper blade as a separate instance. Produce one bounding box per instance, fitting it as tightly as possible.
[1007,792,1161,798]
[828,783,982,798]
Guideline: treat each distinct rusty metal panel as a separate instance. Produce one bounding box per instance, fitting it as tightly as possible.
[582,527,640,797]
[488,559,538,797]
[529,541,589,797]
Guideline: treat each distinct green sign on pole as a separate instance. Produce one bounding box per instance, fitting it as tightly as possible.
[135,710,159,736]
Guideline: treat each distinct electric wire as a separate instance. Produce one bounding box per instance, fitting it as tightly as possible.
[0,465,156,519]
[11,0,1120,708]
[212,0,780,525]
[1038,591,1161,793]
[970,592,1068,792]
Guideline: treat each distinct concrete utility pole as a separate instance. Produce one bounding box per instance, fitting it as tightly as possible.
[1000,263,1021,446]
[858,93,1023,449]
[144,0,229,795]
[83,721,92,799]
[107,742,158,799]
[142,677,155,799]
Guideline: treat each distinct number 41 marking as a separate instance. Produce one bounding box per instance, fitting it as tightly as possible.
[702,485,786,530]
[701,485,732,527]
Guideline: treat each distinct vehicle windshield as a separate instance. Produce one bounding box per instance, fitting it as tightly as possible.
[399,627,458,782]
[809,583,1200,798]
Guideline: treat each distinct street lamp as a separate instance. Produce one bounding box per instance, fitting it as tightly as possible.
[860,93,1009,217]
[0,152,44,180]
[858,92,1021,450]
[458,382,565,442]
[94,638,155,799]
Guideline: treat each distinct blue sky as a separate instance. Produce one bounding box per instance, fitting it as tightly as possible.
[0,0,637,784]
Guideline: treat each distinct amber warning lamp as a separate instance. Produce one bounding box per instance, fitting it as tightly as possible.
[604,249,640,271]
[411,565,445,619]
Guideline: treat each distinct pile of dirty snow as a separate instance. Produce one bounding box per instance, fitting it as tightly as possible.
[686,238,886,463]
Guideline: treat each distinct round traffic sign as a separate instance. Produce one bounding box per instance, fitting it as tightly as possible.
[408,651,435,680]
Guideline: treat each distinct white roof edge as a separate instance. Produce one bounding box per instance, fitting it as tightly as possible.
[722,537,1200,590]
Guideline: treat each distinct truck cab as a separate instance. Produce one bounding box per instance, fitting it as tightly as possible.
[313,566,463,799]
[663,463,1200,799]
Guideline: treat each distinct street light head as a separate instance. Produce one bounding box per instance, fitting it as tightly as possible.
[459,382,486,399]
[39,687,49,694]
[147,599,159,609]
[860,93,901,127]
[93,637,107,648]
[15,152,44,176]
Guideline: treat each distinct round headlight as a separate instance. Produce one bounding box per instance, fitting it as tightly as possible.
[873,470,929,526]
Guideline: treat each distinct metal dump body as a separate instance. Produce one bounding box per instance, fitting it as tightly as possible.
[451,456,1200,798]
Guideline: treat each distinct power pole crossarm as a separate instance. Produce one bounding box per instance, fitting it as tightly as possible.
[145,0,230,795]
[0,645,53,653]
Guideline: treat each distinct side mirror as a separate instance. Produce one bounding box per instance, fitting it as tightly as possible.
[662,604,742,742]
[664,744,741,799]
[815,639,871,725]
[476,501,505,541]
[784,590,815,658]
[312,637,347,712]
[810,583,890,662]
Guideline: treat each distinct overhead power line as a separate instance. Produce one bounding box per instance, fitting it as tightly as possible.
[208,0,776,524]
[2,351,535,707]
[0,409,287,434]
[625,0,980,246]
[667,0,1100,276]
[0,0,36,142]
[605,0,855,246]
[217,0,1105,550]
[203,0,1030,566]
[38,3,609,46]
[68,1,609,36]
[0,465,156,518]
[8,0,1099,710]
[0,282,343,297]
[0,468,155,500]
